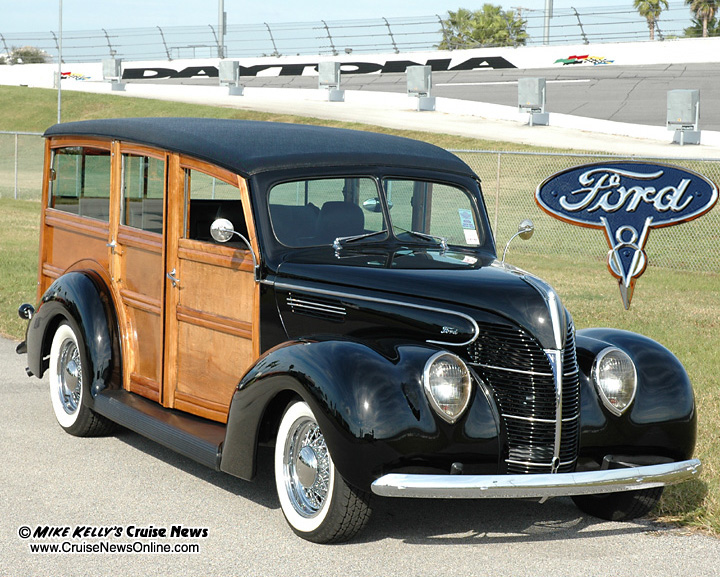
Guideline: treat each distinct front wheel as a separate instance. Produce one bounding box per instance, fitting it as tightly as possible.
[274,401,372,543]
[572,487,664,521]
[48,322,115,437]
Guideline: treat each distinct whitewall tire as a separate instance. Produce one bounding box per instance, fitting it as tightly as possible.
[274,401,371,543]
[48,322,114,437]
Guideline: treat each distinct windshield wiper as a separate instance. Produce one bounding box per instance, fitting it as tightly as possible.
[333,230,388,250]
[394,227,448,252]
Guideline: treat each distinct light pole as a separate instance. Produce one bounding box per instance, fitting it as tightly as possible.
[218,0,226,58]
[57,0,62,123]
[543,0,553,45]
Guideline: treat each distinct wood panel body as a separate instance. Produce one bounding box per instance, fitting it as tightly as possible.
[38,136,260,422]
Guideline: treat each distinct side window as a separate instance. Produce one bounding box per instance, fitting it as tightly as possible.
[50,146,111,221]
[184,169,247,242]
[121,154,165,235]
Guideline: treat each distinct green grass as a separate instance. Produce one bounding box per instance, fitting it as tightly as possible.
[0,85,718,536]
[0,199,40,340]
[0,85,561,152]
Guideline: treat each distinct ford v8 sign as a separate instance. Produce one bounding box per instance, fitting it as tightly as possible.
[536,162,718,308]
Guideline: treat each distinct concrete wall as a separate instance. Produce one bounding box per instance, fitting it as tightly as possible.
[2,37,720,88]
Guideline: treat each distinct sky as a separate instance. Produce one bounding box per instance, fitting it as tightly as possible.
[1,0,673,33]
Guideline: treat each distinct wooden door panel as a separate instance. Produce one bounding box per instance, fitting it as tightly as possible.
[115,227,165,401]
[173,322,254,421]
[109,146,168,403]
[167,238,256,423]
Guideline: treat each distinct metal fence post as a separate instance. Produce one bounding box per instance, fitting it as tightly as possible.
[382,17,399,54]
[494,152,501,240]
[321,20,338,56]
[157,26,171,60]
[14,133,19,200]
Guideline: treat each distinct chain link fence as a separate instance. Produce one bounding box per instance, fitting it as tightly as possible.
[0,131,44,201]
[457,151,720,274]
[1,132,717,273]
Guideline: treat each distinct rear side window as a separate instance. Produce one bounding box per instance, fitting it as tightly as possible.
[184,168,247,242]
[50,146,111,221]
[121,154,166,235]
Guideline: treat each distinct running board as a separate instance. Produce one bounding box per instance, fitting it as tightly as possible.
[93,390,226,470]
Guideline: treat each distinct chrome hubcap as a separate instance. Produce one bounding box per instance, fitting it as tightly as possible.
[57,339,82,415]
[296,445,319,487]
[284,417,331,518]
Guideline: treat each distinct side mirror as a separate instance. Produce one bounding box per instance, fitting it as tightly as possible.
[502,219,535,264]
[362,197,393,213]
[517,219,534,241]
[209,218,261,282]
[210,218,236,243]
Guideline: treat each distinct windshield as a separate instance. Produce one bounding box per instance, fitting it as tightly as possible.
[268,177,484,249]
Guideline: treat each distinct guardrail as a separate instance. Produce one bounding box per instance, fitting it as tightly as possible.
[2,131,716,273]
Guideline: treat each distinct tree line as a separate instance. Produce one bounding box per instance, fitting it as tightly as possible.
[438,1,719,49]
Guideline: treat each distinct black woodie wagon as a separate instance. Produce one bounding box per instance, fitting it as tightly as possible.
[18,118,700,542]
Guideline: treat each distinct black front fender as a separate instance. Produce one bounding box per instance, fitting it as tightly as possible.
[25,271,121,404]
[576,328,696,465]
[220,339,500,489]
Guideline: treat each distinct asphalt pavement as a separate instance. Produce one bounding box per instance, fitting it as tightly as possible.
[2,336,719,577]
[205,63,720,131]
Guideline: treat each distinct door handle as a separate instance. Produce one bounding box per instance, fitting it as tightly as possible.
[166,268,180,288]
[106,239,123,255]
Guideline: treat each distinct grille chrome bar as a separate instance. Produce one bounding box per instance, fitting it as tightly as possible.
[504,414,555,424]
[546,349,564,474]
[506,458,577,469]
[469,362,553,377]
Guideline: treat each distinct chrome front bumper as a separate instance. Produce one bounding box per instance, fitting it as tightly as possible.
[370,459,701,499]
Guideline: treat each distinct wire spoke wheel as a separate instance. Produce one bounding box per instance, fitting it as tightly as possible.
[48,322,115,437]
[56,336,82,415]
[284,417,332,516]
[275,401,372,543]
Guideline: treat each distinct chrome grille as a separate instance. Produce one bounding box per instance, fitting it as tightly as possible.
[466,321,579,474]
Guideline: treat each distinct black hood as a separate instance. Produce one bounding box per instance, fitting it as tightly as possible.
[275,247,570,350]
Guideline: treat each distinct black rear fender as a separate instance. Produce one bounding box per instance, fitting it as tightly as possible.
[25,271,121,404]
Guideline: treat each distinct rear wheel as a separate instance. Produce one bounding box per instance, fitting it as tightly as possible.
[572,487,664,521]
[274,401,372,543]
[49,322,115,437]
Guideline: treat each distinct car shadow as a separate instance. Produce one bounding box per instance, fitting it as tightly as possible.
[114,427,686,545]
[362,496,660,545]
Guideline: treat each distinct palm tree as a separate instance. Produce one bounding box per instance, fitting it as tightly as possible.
[439,4,527,49]
[634,0,669,40]
[686,0,719,37]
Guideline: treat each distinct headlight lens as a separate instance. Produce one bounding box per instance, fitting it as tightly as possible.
[423,352,472,423]
[592,347,637,416]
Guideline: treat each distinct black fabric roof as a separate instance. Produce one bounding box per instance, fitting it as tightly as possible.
[44,118,475,178]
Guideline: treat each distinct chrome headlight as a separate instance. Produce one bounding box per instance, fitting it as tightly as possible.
[423,352,472,423]
[592,347,637,416]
